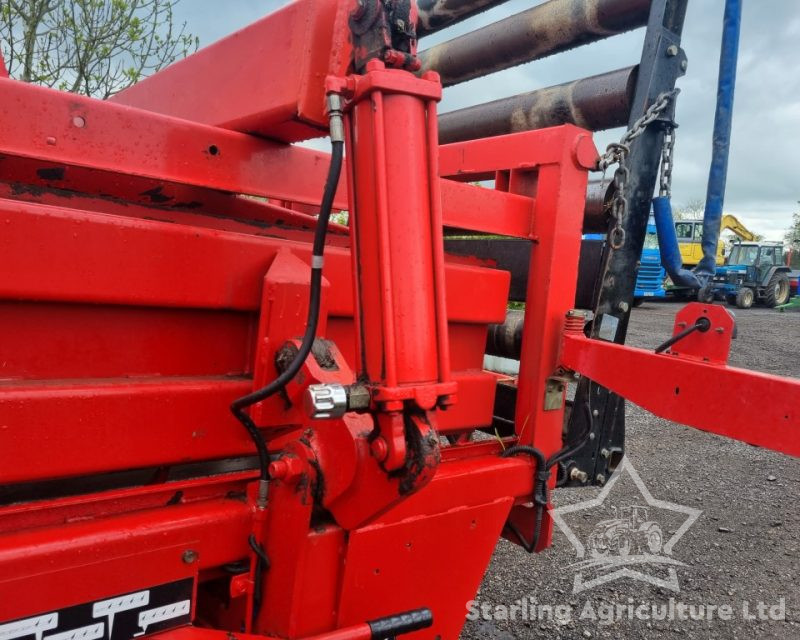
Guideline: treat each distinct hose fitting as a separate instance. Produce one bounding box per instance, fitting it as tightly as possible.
[327,93,345,143]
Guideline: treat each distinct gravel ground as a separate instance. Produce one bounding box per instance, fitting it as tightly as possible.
[462,302,800,640]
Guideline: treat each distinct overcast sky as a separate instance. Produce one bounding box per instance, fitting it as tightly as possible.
[174,1,800,240]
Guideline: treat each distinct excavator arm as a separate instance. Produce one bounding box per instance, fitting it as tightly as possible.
[721,213,757,241]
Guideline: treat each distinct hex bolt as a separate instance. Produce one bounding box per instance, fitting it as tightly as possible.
[666,45,679,57]
[346,384,371,411]
[592,409,600,418]
[680,59,688,71]
[569,467,589,483]
[618,301,630,313]
[182,549,199,564]
[595,474,606,486]
[600,448,611,459]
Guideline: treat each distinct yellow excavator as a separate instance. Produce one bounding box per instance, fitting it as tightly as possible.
[675,214,757,267]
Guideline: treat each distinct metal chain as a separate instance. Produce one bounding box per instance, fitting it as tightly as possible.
[596,89,679,249]
[659,123,676,197]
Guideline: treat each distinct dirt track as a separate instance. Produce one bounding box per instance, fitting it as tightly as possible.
[461,302,800,640]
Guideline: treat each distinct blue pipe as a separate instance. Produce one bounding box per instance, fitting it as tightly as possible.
[695,0,742,278]
[653,196,701,288]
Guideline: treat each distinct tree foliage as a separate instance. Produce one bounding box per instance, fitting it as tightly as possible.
[785,204,800,252]
[0,0,197,99]
[673,198,705,221]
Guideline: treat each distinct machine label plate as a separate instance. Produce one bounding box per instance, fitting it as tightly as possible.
[0,578,193,640]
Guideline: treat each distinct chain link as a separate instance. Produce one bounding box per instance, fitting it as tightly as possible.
[659,124,676,197]
[596,89,679,249]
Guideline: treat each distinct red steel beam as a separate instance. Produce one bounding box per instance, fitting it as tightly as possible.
[561,333,800,457]
[110,0,348,142]
[0,76,534,238]
[0,199,509,319]
[0,76,346,209]
[0,499,251,620]
[0,377,253,483]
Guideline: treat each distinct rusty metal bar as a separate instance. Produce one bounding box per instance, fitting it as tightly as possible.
[584,181,614,233]
[416,0,511,37]
[438,66,636,144]
[419,0,650,87]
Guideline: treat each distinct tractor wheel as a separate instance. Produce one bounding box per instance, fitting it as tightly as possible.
[698,285,715,304]
[645,525,663,554]
[735,287,755,309]
[763,274,791,308]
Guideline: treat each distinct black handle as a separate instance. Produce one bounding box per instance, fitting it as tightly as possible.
[368,608,433,639]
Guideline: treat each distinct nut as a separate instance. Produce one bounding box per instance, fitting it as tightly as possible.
[569,467,589,483]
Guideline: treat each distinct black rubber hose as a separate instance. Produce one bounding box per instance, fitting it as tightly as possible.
[500,399,594,552]
[230,139,345,481]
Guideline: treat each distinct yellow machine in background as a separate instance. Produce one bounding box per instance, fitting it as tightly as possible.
[676,214,757,266]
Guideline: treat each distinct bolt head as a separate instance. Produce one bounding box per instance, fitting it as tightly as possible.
[370,437,388,461]
[666,45,679,57]
[618,301,630,313]
[182,549,199,564]
[680,59,688,71]
[596,474,606,486]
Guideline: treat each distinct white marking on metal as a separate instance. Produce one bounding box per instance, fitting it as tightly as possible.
[92,590,149,636]
[45,622,104,640]
[0,613,58,640]
[133,600,190,637]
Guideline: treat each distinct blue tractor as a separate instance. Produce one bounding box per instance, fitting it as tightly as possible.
[709,241,793,308]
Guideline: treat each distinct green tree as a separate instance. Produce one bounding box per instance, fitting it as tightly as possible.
[0,0,197,99]
[785,202,800,252]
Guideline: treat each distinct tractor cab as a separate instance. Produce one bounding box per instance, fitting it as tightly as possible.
[712,241,791,308]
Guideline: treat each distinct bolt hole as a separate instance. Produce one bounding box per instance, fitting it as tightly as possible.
[675,387,680,396]
[373,568,380,575]
[208,144,219,155]
[72,115,86,128]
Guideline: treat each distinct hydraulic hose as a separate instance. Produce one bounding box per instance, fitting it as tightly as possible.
[500,400,594,552]
[231,95,345,495]
[696,0,742,279]
[652,196,701,289]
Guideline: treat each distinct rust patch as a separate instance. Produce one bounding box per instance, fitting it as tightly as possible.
[36,167,66,181]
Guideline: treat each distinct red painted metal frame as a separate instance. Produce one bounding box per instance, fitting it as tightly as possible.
[560,304,800,458]
[3,1,797,639]
[0,76,532,238]
[0,96,586,638]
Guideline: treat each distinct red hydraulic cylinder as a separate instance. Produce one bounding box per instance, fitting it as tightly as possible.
[342,62,454,407]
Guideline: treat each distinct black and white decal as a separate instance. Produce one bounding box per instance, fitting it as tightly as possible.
[0,579,193,640]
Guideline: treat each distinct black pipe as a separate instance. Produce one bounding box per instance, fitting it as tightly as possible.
[419,0,650,87]
[416,0,511,37]
[439,66,636,144]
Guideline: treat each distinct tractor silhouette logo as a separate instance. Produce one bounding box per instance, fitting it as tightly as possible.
[550,457,702,593]
[587,505,663,558]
